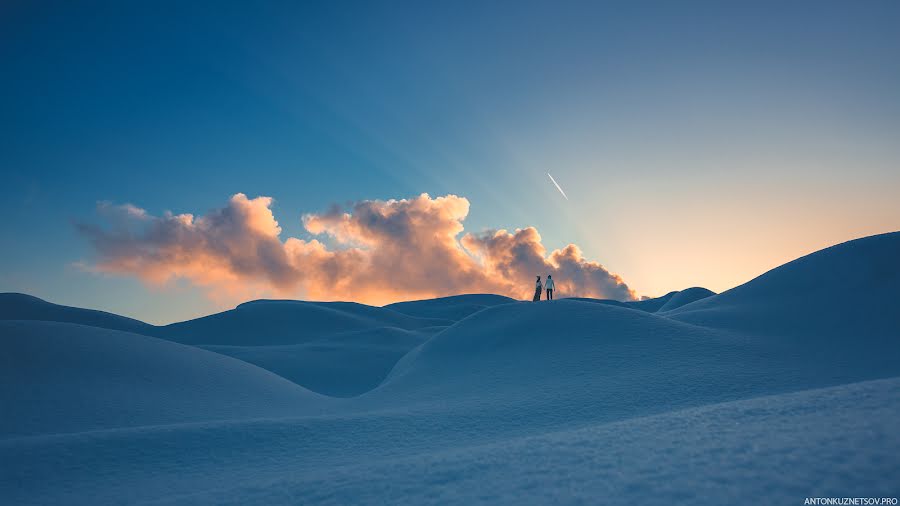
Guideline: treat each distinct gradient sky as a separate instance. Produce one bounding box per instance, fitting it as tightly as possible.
[2,1,899,324]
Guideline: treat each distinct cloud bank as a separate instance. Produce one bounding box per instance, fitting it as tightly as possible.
[77,193,636,305]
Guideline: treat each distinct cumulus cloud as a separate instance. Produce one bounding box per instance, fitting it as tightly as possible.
[462,228,635,301]
[77,193,636,305]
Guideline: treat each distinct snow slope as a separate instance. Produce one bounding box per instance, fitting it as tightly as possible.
[656,286,716,312]
[0,296,450,395]
[0,292,152,334]
[623,290,678,312]
[669,231,900,339]
[0,320,324,437]
[565,287,715,313]
[151,301,455,395]
[366,297,899,435]
[385,294,517,320]
[1,231,898,504]
[156,299,451,346]
[2,377,897,505]
[200,326,433,397]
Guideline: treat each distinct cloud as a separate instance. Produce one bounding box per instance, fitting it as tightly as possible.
[462,228,635,301]
[77,193,637,305]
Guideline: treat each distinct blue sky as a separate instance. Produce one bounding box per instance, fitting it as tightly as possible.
[2,1,899,323]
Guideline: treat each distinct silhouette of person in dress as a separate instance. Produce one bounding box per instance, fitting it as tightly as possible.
[533,276,542,301]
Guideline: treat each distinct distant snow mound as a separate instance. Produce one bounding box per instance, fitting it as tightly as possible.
[562,297,630,308]
[201,326,433,397]
[0,293,152,334]
[0,295,450,396]
[157,300,452,346]
[656,287,716,312]
[625,291,678,312]
[0,321,324,437]
[385,294,516,320]
[669,231,900,338]
[564,288,713,313]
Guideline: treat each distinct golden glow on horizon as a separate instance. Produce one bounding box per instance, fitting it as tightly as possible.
[579,177,900,298]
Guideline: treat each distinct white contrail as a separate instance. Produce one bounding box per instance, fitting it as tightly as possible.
[547,173,569,200]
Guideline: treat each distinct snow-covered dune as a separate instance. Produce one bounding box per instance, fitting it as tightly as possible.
[564,287,715,313]
[148,301,454,394]
[624,290,678,312]
[669,231,900,339]
[0,293,152,334]
[0,295,453,395]
[200,326,433,397]
[368,295,900,432]
[562,296,631,308]
[385,294,517,320]
[0,320,324,437]
[656,286,716,312]
[156,299,451,346]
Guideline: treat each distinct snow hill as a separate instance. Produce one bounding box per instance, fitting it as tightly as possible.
[565,287,715,313]
[656,286,716,312]
[385,293,516,320]
[0,320,323,437]
[150,300,455,396]
[1,231,899,504]
[157,299,452,346]
[0,296,457,397]
[668,231,900,339]
[0,292,152,334]
[199,326,432,397]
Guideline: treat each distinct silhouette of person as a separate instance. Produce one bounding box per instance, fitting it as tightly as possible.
[545,275,555,300]
[533,276,542,302]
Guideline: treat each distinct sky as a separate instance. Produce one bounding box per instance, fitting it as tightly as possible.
[2,1,899,324]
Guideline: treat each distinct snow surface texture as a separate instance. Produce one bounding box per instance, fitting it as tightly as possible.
[1,232,899,504]
[564,287,714,313]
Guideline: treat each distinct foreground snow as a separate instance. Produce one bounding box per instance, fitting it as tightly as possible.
[3,378,897,505]
[1,231,898,504]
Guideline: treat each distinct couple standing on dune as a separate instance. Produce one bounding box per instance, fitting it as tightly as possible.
[532,275,555,301]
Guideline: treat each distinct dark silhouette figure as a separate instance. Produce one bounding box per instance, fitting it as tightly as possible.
[532,276,542,301]
[545,275,555,300]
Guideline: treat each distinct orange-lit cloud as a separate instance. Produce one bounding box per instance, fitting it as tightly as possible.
[77,193,636,305]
